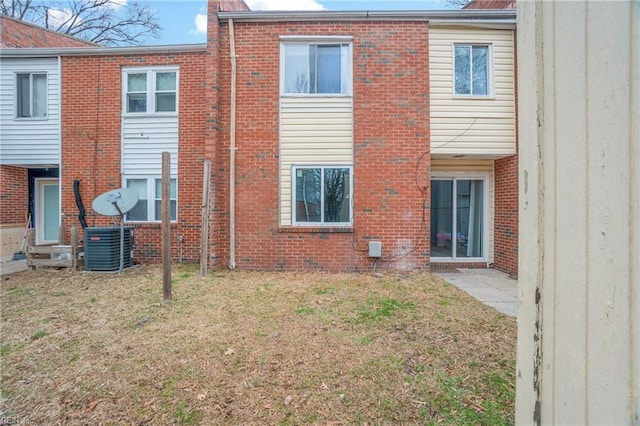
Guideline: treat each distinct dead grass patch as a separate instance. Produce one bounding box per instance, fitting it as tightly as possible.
[1,265,516,425]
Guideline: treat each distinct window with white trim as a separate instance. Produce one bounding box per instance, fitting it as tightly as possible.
[293,166,352,226]
[16,72,47,118]
[123,67,178,114]
[454,44,491,96]
[124,177,177,222]
[282,42,351,95]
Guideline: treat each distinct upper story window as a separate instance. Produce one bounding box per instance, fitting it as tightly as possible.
[454,44,491,97]
[16,72,47,119]
[281,40,351,95]
[123,67,178,114]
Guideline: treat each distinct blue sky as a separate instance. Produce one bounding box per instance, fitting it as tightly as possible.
[144,0,450,45]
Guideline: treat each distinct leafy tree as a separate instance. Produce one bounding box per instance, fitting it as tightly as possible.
[0,0,162,46]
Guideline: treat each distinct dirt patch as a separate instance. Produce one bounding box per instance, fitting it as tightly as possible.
[1,265,516,424]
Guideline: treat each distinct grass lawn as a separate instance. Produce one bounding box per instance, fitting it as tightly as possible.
[0,265,516,425]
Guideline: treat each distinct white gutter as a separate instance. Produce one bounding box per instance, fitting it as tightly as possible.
[0,43,206,58]
[218,9,516,23]
[228,19,237,270]
[428,19,516,29]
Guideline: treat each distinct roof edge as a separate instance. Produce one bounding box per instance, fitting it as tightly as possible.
[0,15,98,48]
[217,9,516,23]
[0,43,207,58]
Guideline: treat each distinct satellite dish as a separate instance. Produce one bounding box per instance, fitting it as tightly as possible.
[92,188,138,216]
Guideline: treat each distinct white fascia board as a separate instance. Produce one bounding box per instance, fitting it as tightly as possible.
[0,43,206,58]
[218,9,516,23]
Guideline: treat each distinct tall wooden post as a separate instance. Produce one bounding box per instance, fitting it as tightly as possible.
[162,152,172,301]
[200,160,211,277]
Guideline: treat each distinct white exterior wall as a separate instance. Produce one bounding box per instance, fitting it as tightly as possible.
[429,27,515,158]
[122,116,178,176]
[0,57,60,166]
[279,96,353,226]
[516,1,639,424]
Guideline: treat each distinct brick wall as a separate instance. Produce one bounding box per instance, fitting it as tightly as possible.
[494,154,518,276]
[0,165,28,224]
[60,51,207,263]
[209,15,430,271]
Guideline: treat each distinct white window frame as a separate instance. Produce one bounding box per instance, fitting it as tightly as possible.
[122,66,179,116]
[430,173,489,262]
[280,36,353,97]
[15,72,48,119]
[291,165,353,227]
[452,44,493,98]
[123,176,178,223]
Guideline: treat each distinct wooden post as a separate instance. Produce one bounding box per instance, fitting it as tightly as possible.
[71,227,78,271]
[200,160,211,277]
[26,228,35,270]
[162,152,172,301]
[58,224,65,245]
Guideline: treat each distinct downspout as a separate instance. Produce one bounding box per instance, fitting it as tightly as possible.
[228,18,237,270]
[57,56,63,237]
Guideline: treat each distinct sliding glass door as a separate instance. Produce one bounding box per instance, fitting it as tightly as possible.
[431,176,486,261]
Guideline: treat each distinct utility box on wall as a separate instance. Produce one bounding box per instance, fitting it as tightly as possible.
[368,241,382,258]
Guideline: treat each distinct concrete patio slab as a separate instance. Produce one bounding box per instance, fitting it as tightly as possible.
[434,268,518,318]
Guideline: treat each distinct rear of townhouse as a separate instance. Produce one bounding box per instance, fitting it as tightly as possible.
[0,55,64,259]
[59,48,208,262]
[0,46,208,264]
[207,16,430,272]
[0,16,95,261]
[0,1,517,275]
[207,4,518,274]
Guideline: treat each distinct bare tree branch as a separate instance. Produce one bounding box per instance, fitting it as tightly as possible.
[442,0,473,8]
[1,0,162,46]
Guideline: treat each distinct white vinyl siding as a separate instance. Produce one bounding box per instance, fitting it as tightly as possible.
[121,116,178,176]
[431,159,495,264]
[0,57,60,166]
[280,97,353,226]
[429,28,515,157]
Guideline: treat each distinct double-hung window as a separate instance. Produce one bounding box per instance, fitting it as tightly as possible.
[454,44,491,96]
[16,72,47,118]
[123,67,178,114]
[293,166,352,226]
[125,177,177,222]
[282,41,351,95]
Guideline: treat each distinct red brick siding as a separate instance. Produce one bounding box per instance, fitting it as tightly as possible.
[60,52,207,263]
[432,261,489,270]
[205,4,223,267]
[210,18,430,271]
[493,155,518,276]
[0,165,28,224]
